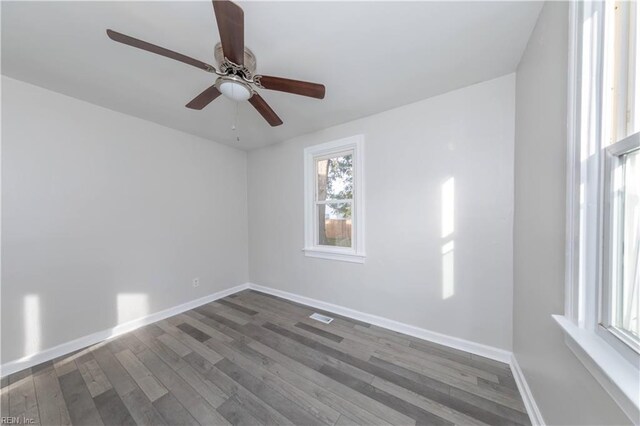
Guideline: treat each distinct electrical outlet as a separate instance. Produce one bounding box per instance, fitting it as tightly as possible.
[192,277,200,287]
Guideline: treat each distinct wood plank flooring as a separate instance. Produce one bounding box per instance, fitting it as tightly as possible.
[1,290,531,425]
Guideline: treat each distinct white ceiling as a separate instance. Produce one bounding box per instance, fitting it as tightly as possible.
[1,1,542,150]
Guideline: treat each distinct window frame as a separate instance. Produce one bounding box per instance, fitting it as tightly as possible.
[600,133,640,360]
[312,150,355,248]
[303,135,365,263]
[558,2,640,422]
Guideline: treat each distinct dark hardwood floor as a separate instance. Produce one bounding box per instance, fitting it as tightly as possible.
[1,290,531,425]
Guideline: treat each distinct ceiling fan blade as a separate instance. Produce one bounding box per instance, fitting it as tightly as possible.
[106,29,214,72]
[248,93,283,127]
[212,0,244,65]
[186,85,222,110]
[255,75,325,99]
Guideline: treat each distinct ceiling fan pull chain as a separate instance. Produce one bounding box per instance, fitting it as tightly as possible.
[233,101,241,143]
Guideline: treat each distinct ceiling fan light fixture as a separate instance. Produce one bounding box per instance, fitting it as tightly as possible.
[216,77,252,102]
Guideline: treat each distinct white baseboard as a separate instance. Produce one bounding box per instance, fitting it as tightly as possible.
[1,279,540,426]
[0,283,250,378]
[511,353,545,425]
[247,282,513,364]
[251,280,540,424]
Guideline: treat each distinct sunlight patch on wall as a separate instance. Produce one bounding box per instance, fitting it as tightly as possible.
[24,294,41,357]
[117,293,149,324]
[441,177,455,238]
[441,177,455,299]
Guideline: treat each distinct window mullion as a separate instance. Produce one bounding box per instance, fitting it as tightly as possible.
[317,199,353,205]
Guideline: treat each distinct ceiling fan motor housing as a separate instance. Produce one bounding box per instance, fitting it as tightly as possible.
[214,42,257,76]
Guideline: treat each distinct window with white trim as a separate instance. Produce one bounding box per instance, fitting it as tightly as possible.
[559,1,639,421]
[303,136,365,263]
[602,138,639,355]
[601,1,640,354]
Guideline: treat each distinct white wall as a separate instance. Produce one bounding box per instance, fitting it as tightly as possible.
[513,3,630,424]
[248,75,515,350]
[1,76,249,364]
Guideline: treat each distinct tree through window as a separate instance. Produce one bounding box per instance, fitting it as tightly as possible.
[316,153,353,247]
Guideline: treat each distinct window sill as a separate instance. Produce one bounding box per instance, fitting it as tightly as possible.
[302,248,365,264]
[553,315,639,422]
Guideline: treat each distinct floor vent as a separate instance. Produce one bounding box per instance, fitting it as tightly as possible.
[309,313,334,324]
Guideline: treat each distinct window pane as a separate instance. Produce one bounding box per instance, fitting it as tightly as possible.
[316,153,353,201]
[612,148,640,340]
[631,2,640,135]
[318,203,352,247]
[603,1,640,143]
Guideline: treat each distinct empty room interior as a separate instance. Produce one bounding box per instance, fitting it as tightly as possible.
[1,1,639,425]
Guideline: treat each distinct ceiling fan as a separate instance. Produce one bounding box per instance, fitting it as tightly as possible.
[106,0,325,127]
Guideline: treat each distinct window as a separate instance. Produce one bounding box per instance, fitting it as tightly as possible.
[303,136,365,263]
[559,1,639,421]
[600,0,640,357]
[603,136,639,355]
